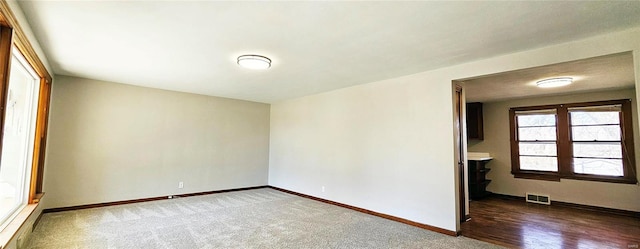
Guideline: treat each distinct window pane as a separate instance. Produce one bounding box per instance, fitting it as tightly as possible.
[573,142,622,159]
[571,125,621,141]
[519,142,557,156]
[570,112,619,125]
[573,158,623,176]
[0,50,40,227]
[519,156,558,172]
[518,127,556,141]
[517,114,556,127]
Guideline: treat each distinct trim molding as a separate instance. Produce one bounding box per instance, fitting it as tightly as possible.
[0,1,54,205]
[268,186,459,236]
[33,211,44,232]
[40,185,459,237]
[492,193,640,218]
[43,186,268,213]
[0,0,52,83]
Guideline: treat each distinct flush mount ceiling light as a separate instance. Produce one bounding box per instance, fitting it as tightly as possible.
[536,77,573,88]
[237,55,271,70]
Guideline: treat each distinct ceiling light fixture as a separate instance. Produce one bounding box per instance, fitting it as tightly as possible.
[536,77,573,88]
[237,55,271,70]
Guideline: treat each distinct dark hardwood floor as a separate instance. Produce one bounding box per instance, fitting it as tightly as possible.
[461,196,640,249]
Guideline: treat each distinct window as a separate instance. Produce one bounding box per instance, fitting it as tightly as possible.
[0,10,52,234]
[510,100,637,184]
[570,105,625,176]
[0,48,40,229]
[515,109,558,172]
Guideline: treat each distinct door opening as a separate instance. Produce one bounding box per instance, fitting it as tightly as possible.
[454,85,468,223]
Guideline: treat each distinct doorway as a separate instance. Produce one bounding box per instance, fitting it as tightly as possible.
[453,83,468,223]
[453,51,638,244]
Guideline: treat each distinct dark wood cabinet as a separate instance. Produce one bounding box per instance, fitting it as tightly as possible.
[468,159,492,199]
[466,102,483,140]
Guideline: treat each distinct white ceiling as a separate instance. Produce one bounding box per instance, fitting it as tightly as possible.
[18,1,640,103]
[464,52,636,103]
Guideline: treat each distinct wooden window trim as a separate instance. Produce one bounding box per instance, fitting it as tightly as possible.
[0,1,51,83]
[0,2,51,245]
[509,105,561,180]
[510,99,637,184]
[0,0,52,205]
[0,26,11,173]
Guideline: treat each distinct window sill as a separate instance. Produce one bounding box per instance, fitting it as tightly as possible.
[0,203,39,249]
[513,172,561,181]
[563,175,638,184]
[513,172,638,184]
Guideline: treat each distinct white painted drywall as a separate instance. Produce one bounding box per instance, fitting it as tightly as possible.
[468,89,640,212]
[270,73,457,230]
[269,27,640,232]
[42,76,270,209]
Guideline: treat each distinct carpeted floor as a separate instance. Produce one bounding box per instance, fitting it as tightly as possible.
[27,188,502,248]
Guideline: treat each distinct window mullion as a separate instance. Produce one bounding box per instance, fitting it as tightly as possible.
[557,105,572,177]
[509,109,520,175]
[620,100,637,182]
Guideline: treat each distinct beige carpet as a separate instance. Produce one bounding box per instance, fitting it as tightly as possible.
[26,188,502,248]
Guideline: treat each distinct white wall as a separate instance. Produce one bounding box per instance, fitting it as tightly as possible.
[270,74,456,230]
[42,75,270,209]
[469,89,640,212]
[269,27,640,232]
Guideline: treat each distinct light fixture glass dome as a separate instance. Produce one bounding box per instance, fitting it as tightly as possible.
[237,55,271,70]
[536,77,572,88]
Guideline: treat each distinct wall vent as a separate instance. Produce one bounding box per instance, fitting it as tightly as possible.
[526,193,551,205]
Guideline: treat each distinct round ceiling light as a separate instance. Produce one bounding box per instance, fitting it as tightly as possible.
[237,55,271,70]
[536,77,573,88]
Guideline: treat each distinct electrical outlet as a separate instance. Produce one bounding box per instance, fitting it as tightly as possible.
[322,186,325,192]
[178,182,184,189]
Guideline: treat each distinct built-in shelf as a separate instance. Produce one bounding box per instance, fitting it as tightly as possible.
[468,154,492,199]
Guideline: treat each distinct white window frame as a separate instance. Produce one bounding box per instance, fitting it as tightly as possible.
[0,47,40,231]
